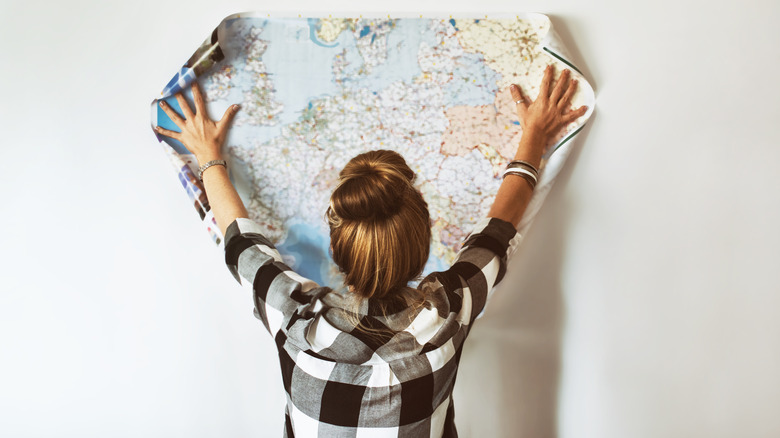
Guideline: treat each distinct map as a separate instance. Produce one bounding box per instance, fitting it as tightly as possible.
[151,14,595,287]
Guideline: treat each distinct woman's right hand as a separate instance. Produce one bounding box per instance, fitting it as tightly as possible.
[488,65,588,227]
[510,65,588,145]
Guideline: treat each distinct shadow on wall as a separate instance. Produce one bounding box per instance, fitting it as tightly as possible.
[547,14,599,92]
[453,14,597,432]
[454,118,593,437]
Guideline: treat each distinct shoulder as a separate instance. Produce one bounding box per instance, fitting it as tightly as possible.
[416,217,522,324]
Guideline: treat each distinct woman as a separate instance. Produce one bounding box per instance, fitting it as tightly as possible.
[156,65,586,437]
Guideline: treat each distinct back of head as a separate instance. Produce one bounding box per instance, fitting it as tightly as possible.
[327,150,431,302]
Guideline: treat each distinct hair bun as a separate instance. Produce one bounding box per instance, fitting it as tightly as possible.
[327,149,431,301]
[330,150,416,221]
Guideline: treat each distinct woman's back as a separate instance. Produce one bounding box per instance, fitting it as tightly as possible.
[224,215,520,437]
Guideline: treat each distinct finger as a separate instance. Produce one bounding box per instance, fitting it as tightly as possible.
[175,92,194,119]
[218,104,241,128]
[562,105,588,124]
[558,78,578,110]
[154,125,182,140]
[159,100,185,127]
[538,64,555,100]
[509,84,528,123]
[510,84,528,109]
[549,69,571,105]
[192,81,206,115]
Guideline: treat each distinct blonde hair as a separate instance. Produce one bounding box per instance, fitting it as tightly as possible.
[326,150,431,313]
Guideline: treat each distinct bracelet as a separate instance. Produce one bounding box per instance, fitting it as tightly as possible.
[506,160,539,178]
[198,159,227,181]
[507,160,538,170]
[503,167,537,184]
[503,168,537,190]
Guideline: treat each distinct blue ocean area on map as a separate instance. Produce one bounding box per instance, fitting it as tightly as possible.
[338,19,431,90]
[276,222,333,286]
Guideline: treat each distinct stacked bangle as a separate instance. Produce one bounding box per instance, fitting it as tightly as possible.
[502,160,539,190]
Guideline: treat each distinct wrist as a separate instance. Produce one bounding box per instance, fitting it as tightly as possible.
[520,126,549,143]
[513,129,547,165]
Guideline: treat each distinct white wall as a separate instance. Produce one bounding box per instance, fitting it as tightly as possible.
[1,0,778,437]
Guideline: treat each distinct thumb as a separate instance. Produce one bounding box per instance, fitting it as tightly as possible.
[219,104,240,126]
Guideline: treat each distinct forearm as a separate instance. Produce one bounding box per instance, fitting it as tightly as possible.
[200,155,249,236]
[487,129,546,227]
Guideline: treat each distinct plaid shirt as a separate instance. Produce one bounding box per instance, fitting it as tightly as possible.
[224,216,521,437]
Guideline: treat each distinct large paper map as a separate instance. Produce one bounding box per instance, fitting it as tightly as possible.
[151,13,595,287]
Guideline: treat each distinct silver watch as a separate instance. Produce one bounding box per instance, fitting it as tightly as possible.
[197,159,227,181]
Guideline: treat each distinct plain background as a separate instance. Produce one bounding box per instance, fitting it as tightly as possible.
[1,0,779,436]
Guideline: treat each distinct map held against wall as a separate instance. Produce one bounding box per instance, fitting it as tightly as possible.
[150,13,595,288]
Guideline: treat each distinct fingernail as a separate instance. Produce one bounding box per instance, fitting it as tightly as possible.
[159,101,165,106]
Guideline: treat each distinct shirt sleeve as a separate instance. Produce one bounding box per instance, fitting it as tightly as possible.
[425,217,521,325]
[223,217,322,337]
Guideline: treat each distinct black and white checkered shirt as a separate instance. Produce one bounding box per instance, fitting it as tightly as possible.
[224,216,520,437]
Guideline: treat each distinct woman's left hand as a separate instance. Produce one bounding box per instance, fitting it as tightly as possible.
[155,82,240,164]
